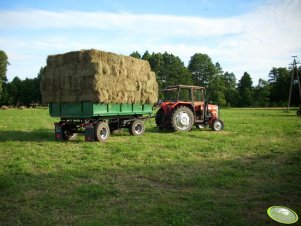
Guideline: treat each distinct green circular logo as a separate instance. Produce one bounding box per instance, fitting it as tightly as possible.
[267,206,298,224]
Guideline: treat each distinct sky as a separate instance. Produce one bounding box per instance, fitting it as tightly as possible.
[0,0,301,84]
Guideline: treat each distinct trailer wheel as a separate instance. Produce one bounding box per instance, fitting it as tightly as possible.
[95,122,110,142]
[129,120,145,136]
[212,119,224,131]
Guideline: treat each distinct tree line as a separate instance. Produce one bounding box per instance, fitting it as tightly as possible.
[130,51,301,107]
[0,49,300,107]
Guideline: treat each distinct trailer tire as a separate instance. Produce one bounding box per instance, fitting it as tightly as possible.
[95,122,110,142]
[212,119,224,131]
[129,120,145,136]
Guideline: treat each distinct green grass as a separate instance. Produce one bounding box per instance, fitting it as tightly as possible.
[0,108,301,226]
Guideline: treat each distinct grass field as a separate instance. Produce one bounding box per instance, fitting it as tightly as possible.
[0,108,301,225]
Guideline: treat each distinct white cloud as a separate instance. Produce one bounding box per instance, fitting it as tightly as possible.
[0,9,243,36]
[0,0,301,83]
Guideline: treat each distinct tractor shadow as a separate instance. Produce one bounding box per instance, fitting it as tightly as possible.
[145,126,215,134]
[145,127,172,134]
[0,130,56,142]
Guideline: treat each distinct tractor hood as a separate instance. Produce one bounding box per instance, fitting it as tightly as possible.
[208,104,219,118]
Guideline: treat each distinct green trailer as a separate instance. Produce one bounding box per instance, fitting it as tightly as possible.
[50,102,153,142]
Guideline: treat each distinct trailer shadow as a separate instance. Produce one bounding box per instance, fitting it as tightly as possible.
[1,148,301,225]
[0,129,55,142]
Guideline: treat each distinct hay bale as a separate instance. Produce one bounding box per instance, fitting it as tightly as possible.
[41,49,158,104]
[1,105,9,110]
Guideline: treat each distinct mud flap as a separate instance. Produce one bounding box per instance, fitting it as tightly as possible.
[85,123,95,142]
[54,123,63,141]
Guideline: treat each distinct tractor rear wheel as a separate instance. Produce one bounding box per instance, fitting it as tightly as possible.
[171,106,194,131]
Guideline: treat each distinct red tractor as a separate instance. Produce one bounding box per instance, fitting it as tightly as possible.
[155,85,224,131]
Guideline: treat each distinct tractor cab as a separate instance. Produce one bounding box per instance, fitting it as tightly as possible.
[156,85,223,131]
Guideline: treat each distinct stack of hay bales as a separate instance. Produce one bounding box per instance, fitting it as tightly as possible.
[41,49,158,104]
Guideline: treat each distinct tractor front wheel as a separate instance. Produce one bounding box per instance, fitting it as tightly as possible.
[212,119,224,131]
[171,106,194,131]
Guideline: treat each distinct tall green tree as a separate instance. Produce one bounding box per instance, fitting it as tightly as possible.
[253,79,270,107]
[147,52,164,85]
[188,54,229,105]
[268,67,290,106]
[146,52,192,92]
[0,67,44,106]
[206,62,226,105]
[0,82,9,105]
[34,66,44,105]
[164,52,193,87]
[9,76,22,106]
[188,53,216,86]
[222,72,239,106]
[0,50,9,98]
[20,78,36,106]
[141,51,151,60]
[130,51,141,59]
[237,72,253,107]
[5,79,18,105]
[0,76,21,106]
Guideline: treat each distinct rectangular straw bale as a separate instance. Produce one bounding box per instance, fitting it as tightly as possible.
[41,49,158,104]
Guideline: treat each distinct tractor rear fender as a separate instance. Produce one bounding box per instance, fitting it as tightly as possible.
[160,102,195,115]
[170,103,195,115]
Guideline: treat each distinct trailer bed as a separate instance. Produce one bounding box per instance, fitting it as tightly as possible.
[50,102,153,118]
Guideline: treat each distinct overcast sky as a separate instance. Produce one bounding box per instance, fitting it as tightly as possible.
[0,0,301,83]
